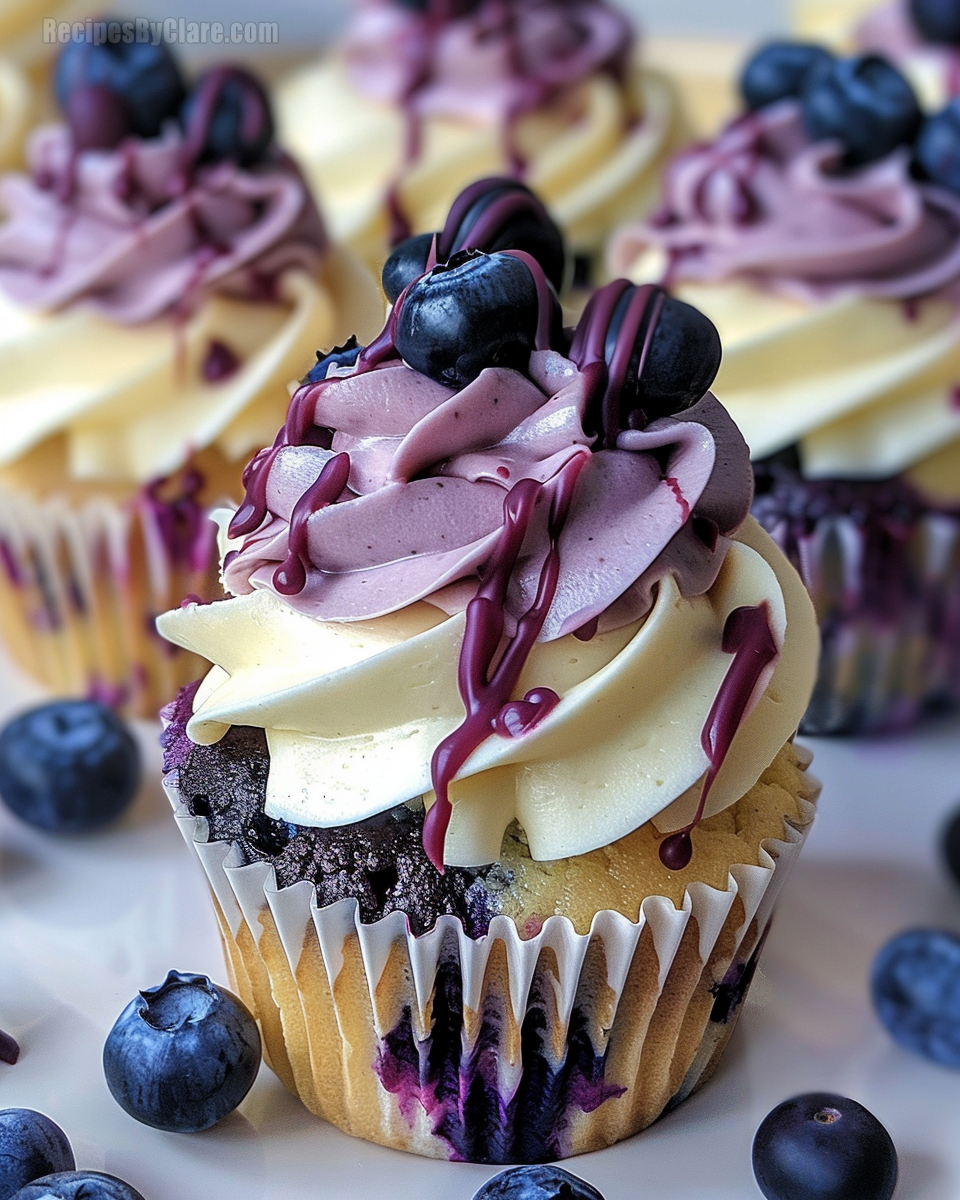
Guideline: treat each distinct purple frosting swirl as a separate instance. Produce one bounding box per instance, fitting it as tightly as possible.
[344,0,633,125]
[0,123,327,323]
[222,348,752,643]
[627,101,960,303]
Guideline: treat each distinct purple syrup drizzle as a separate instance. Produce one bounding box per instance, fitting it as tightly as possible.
[570,280,666,447]
[658,602,779,871]
[423,456,586,870]
[176,66,272,189]
[0,1028,19,1065]
[273,452,351,595]
[435,178,550,261]
[202,338,241,382]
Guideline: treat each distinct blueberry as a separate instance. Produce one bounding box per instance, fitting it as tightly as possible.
[393,0,480,14]
[382,233,436,304]
[942,803,960,887]
[103,970,261,1133]
[0,1030,18,1066]
[0,700,140,834]
[801,54,922,168]
[63,84,133,152]
[909,0,960,43]
[10,1172,144,1200]
[871,928,960,1067]
[0,1110,75,1200]
[382,179,566,304]
[180,67,274,168]
[304,335,363,385]
[915,100,960,192]
[473,1164,605,1199]
[576,283,722,440]
[55,34,185,141]
[740,42,835,112]
[394,249,559,388]
[752,1093,898,1200]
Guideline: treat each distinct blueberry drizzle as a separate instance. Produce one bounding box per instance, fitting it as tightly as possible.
[659,602,779,870]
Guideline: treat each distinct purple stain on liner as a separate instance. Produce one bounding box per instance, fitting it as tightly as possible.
[203,339,241,382]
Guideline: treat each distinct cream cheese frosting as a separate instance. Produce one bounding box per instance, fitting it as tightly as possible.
[275,0,684,269]
[0,121,382,488]
[608,100,960,479]
[158,306,818,867]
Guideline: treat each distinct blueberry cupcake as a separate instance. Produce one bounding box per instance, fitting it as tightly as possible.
[274,0,686,280]
[158,250,819,1161]
[609,47,960,734]
[0,38,382,717]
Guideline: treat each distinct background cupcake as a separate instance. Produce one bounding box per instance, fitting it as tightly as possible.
[0,36,381,717]
[158,252,819,1161]
[274,0,687,281]
[609,46,960,734]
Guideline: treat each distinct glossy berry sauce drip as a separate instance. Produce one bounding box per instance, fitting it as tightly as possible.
[227,285,410,544]
[272,453,351,595]
[659,602,779,871]
[0,1028,19,1065]
[434,179,552,262]
[422,456,586,870]
[177,66,270,186]
[570,279,666,447]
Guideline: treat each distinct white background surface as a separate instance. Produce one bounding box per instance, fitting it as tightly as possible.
[3,641,960,1200]
[7,2,960,1197]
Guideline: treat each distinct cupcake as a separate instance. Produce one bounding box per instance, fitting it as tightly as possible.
[274,0,686,280]
[795,0,960,108]
[0,38,382,717]
[608,47,960,734]
[157,250,819,1161]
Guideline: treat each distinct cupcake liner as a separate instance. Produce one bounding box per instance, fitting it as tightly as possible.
[164,749,817,1163]
[0,482,220,718]
[760,505,960,735]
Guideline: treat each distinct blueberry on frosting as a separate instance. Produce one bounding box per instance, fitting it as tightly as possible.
[572,280,722,446]
[180,67,275,168]
[55,32,185,143]
[915,98,960,192]
[801,54,922,168]
[394,248,560,387]
[740,42,834,113]
[382,178,566,302]
[909,0,960,44]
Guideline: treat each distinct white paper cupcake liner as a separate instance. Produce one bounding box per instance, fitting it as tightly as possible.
[164,746,817,1163]
[0,485,220,718]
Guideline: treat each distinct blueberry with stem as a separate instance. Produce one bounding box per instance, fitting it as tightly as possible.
[103,970,261,1133]
[752,1093,898,1200]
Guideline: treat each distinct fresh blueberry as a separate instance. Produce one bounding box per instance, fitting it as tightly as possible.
[0,700,140,834]
[801,54,922,168]
[740,42,835,112]
[909,0,960,43]
[0,1030,18,1065]
[915,100,960,192]
[10,1172,144,1200]
[180,67,274,168]
[382,179,566,303]
[472,1164,605,1199]
[55,34,185,141]
[0,1109,75,1200]
[103,970,261,1132]
[394,249,559,388]
[304,335,363,384]
[63,84,133,152]
[942,803,960,887]
[871,928,960,1067]
[752,1093,898,1200]
[381,233,436,304]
